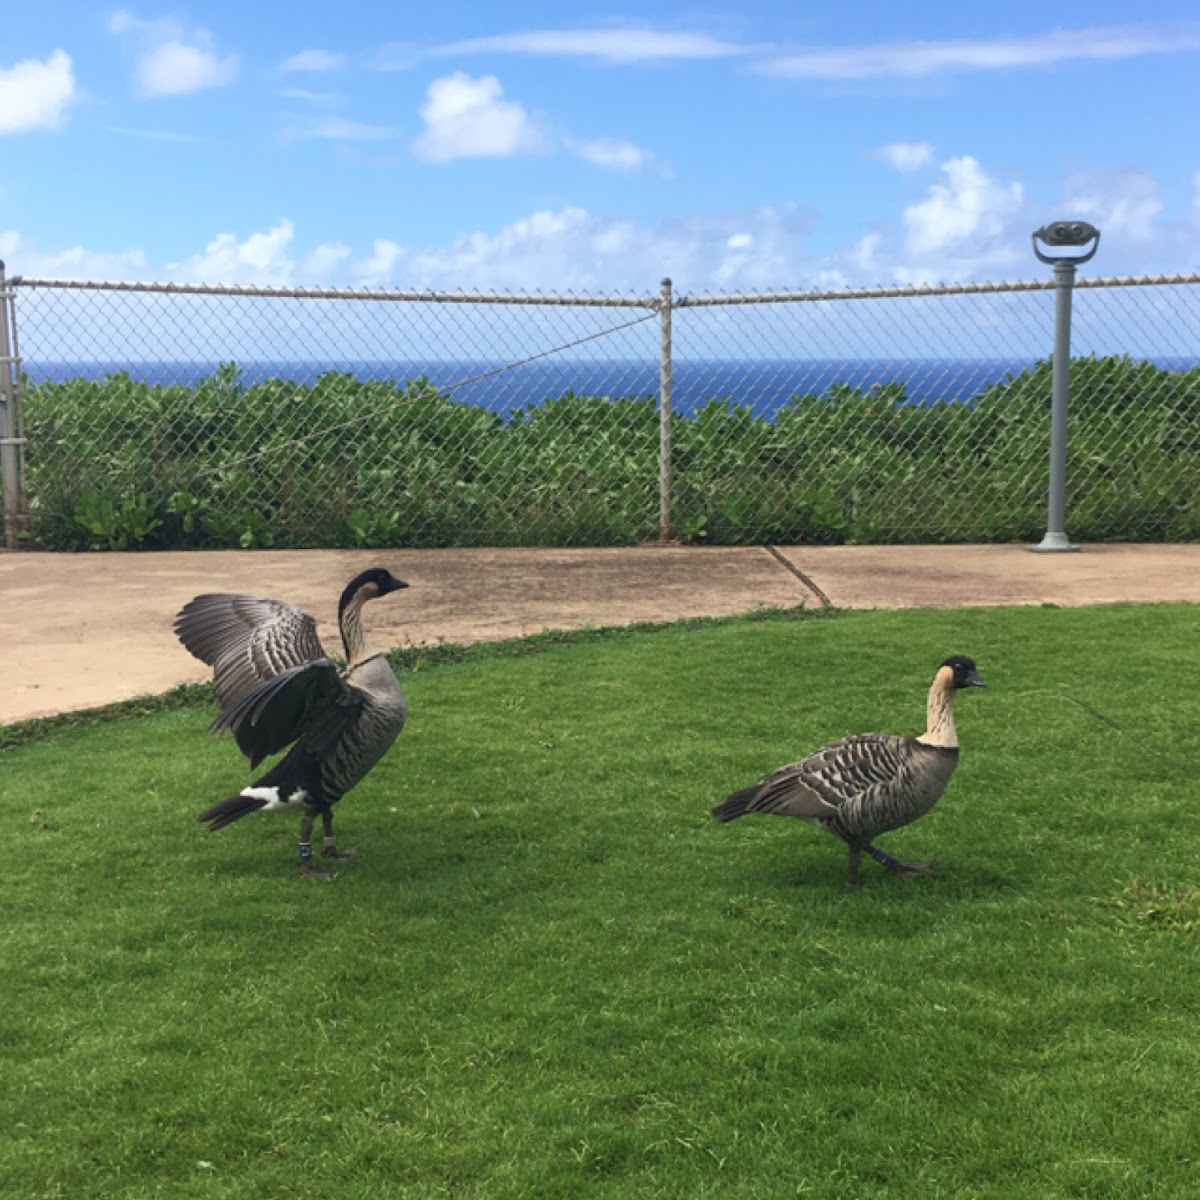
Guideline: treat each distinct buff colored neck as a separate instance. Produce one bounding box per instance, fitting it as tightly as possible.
[339,586,379,665]
[916,665,958,748]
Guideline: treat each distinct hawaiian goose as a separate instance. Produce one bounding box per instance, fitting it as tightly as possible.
[712,655,985,889]
[174,567,409,879]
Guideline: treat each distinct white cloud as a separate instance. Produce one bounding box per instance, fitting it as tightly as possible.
[161,221,404,286]
[302,241,352,278]
[137,42,238,96]
[108,9,238,97]
[430,27,748,63]
[0,50,76,133]
[9,154,1191,296]
[168,220,300,284]
[277,87,341,103]
[836,157,1194,284]
[876,141,934,172]
[0,211,826,290]
[406,207,593,285]
[811,154,1030,284]
[850,231,882,271]
[0,229,149,280]
[1062,171,1162,242]
[107,10,142,36]
[565,136,653,172]
[903,156,1025,256]
[756,24,1200,79]
[280,49,345,72]
[5,222,401,288]
[413,73,546,162]
[355,239,405,285]
[302,116,398,141]
[404,203,815,291]
[410,74,663,173]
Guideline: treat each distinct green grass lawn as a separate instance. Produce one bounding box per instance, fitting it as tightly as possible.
[4,603,1200,1199]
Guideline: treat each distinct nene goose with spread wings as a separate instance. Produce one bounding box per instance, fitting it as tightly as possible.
[713,655,985,889]
[175,567,409,879]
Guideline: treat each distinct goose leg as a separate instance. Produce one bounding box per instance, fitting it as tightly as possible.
[867,844,937,881]
[321,809,358,861]
[298,811,335,881]
[846,844,864,891]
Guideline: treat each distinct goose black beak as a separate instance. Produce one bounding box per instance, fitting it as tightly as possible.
[383,577,409,594]
[968,674,986,687]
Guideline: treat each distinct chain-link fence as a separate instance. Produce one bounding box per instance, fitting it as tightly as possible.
[3,268,1200,551]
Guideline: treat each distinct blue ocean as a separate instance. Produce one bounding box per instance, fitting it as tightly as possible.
[28,354,1200,417]
[25,357,1054,418]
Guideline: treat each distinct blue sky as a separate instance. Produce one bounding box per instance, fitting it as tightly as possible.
[3,1,1199,292]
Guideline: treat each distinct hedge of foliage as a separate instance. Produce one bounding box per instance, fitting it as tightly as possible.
[19,355,1200,550]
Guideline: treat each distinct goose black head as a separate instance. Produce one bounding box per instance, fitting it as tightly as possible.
[940,654,985,689]
[339,567,409,616]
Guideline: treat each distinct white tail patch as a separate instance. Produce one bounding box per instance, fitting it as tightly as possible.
[240,785,309,812]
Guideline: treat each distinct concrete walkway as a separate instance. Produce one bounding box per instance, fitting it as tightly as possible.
[3,543,1199,724]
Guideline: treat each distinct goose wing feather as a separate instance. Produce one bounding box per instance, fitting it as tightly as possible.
[209,659,365,769]
[175,593,328,710]
[742,733,911,819]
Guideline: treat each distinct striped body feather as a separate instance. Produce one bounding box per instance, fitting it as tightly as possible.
[713,732,959,844]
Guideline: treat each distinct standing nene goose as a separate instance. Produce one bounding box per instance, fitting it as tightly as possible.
[712,655,985,889]
[175,567,409,879]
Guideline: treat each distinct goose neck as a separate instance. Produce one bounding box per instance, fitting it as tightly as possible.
[916,665,958,749]
[339,591,377,665]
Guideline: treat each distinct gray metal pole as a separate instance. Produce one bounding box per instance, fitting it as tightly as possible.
[1032,259,1079,552]
[0,260,21,551]
[658,276,673,544]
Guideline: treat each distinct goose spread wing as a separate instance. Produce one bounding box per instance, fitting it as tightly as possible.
[175,593,328,711]
[209,659,365,769]
[746,733,910,818]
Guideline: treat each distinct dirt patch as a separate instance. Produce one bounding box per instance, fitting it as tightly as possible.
[3,542,1198,724]
[0,546,807,723]
[772,543,1200,609]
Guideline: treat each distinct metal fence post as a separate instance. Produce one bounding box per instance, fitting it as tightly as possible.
[658,277,673,543]
[1036,260,1078,552]
[0,260,25,551]
[1031,221,1099,553]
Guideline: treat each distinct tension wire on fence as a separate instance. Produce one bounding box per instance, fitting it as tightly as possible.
[200,306,661,477]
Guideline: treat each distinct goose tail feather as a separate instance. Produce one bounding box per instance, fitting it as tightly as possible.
[197,792,269,833]
[711,785,761,823]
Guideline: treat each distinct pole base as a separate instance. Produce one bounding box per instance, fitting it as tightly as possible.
[1030,531,1080,553]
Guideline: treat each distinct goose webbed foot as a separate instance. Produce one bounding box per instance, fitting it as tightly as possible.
[891,858,937,880]
[300,859,336,881]
[868,844,937,881]
[298,838,336,881]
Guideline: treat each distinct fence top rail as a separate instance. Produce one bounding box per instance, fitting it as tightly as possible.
[676,272,1200,306]
[8,270,1200,306]
[7,277,660,309]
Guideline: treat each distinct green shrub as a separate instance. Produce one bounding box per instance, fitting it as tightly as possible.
[19,355,1200,549]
